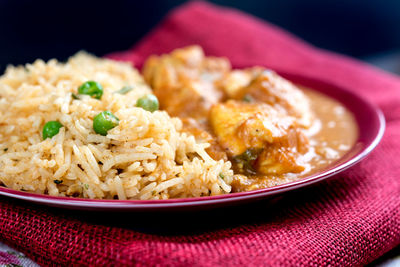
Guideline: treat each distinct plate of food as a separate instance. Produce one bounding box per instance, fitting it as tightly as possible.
[0,46,384,211]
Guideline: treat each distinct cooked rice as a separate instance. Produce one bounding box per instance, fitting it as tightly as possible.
[0,53,233,199]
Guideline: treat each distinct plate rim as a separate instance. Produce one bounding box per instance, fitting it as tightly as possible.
[0,72,386,210]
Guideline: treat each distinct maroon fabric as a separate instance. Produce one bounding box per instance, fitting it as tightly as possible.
[1,1,400,266]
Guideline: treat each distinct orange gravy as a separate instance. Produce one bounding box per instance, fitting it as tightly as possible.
[232,88,358,191]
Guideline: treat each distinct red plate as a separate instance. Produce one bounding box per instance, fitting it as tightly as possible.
[0,73,385,211]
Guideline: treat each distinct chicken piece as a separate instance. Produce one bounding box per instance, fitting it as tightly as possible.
[218,67,263,98]
[210,100,296,156]
[180,118,228,161]
[210,100,308,175]
[255,128,309,175]
[143,46,231,119]
[221,68,314,128]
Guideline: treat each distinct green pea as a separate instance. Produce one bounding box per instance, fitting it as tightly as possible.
[93,111,119,136]
[78,81,103,99]
[42,121,63,140]
[136,94,159,112]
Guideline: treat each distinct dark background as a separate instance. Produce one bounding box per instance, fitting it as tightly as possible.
[0,0,400,74]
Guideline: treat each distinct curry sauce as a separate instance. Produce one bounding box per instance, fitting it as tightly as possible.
[231,89,358,191]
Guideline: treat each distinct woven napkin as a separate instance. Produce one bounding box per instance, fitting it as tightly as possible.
[1,2,399,266]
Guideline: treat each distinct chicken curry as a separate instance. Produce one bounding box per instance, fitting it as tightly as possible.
[143,46,358,192]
